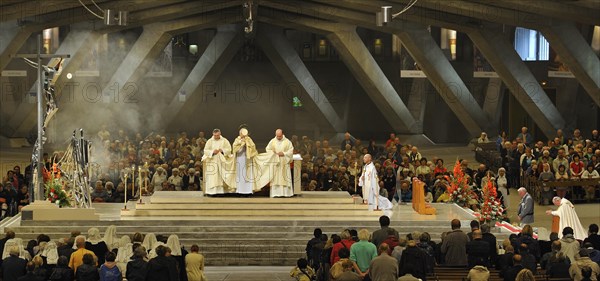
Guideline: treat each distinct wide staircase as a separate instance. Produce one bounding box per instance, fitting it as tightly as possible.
[7,192,512,266]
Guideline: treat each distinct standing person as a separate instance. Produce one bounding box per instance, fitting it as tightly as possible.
[368,243,398,281]
[546,197,588,240]
[266,129,294,198]
[185,245,206,281]
[349,229,377,280]
[202,129,233,196]
[399,241,428,281]
[517,187,534,226]
[371,216,398,248]
[232,126,258,196]
[359,154,378,208]
[441,219,469,267]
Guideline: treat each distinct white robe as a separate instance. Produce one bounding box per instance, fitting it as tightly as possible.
[265,136,294,197]
[359,162,379,209]
[235,146,253,194]
[202,137,234,194]
[551,198,587,240]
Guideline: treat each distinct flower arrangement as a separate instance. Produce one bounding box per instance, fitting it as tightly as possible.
[447,160,477,207]
[43,164,72,208]
[479,178,505,223]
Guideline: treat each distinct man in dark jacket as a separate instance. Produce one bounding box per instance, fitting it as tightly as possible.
[49,256,73,281]
[75,253,98,281]
[503,254,525,281]
[466,230,491,268]
[2,246,27,281]
[146,245,179,281]
[306,228,323,269]
[480,224,498,266]
[126,247,148,281]
[584,224,600,250]
[17,262,44,281]
[399,241,428,281]
[371,216,398,248]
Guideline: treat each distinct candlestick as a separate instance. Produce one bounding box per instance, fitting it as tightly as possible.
[122,172,128,210]
[131,165,135,200]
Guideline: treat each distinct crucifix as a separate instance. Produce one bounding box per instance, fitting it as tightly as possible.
[11,34,70,202]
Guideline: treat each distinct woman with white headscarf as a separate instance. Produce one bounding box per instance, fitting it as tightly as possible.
[116,236,133,276]
[103,225,119,250]
[147,241,165,259]
[118,235,131,249]
[167,234,188,281]
[142,233,157,252]
[496,167,509,209]
[86,227,109,265]
[41,241,59,265]
[2,238,31,261]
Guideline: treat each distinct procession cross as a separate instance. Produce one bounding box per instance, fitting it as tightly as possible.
[11,34,70,202]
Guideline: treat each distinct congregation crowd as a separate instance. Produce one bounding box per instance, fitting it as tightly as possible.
[296,216,600,281]
[1,126,598,212]
[0,226,206,281]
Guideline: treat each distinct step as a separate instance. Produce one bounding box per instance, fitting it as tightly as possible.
[134,203,369,210]
[120,209,383,217]
[148,197,355,204]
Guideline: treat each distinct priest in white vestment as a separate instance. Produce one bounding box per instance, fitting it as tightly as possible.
[546,197,587,240]
[359,154,378,208]
[232,126,259,195]
[266,129,294,197]
[202,129,234,195]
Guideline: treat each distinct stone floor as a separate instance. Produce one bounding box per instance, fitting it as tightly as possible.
[204,267,293,281]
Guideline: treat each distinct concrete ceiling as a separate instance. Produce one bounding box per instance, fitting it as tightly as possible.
[0,0,598,140]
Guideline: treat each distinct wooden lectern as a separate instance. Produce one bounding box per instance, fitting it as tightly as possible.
[552,215,560,234]
[412,178,436,215]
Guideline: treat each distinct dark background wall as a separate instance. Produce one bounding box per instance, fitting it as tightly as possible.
[1,26,597,146]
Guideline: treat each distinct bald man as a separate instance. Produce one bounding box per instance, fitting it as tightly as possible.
[359,154,379,208]
[265,129,294,197]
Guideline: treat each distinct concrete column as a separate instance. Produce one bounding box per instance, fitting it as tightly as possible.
[162,25,244,126]
[541,22,600,106]
[326,25,420,134]
[469,28,565,138]
[406,79,430,123]
[482,78,504,127]
[393,23,492,136]
[257,26,345,133]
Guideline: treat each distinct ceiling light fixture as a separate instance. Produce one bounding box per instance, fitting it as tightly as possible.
[376,0,419,26]
[78,0,128,26]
